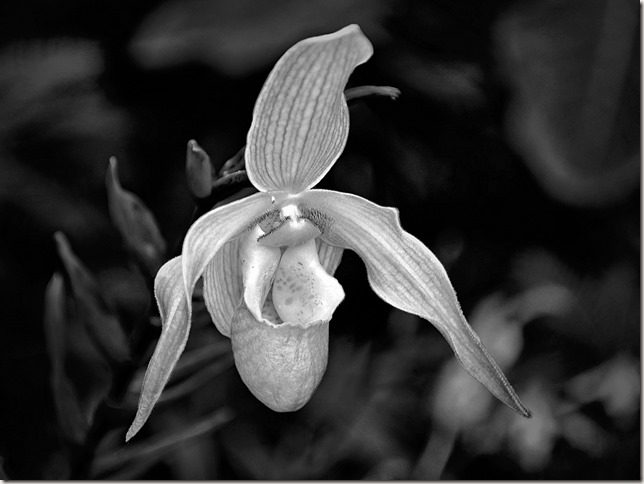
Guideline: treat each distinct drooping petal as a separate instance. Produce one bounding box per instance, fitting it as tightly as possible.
[316,239,344,277]
[127,256,189,441]
[181,191,272,312]
[240,225,281,321]
[245,24,373,193]
[230,302,329,412]
[202,237,242,338]
[304,189,531,418]
[272,239,344,325]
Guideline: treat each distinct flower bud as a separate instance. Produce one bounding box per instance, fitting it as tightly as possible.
[186,139,213,198]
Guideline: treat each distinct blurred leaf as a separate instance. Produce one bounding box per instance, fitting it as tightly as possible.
[512,249,639,356]
[389,54,485,109]
[162,412,220,479]
[54,231,130,365]
[43,273,89,445]
[560,412,612,458]
[497,0,640,206]
[158,353,233,404]
[411,425,456,480]
[0,154,108,238]
[162,340,230,382]
[124,340,230,408]
[309,340,372,422]
[0,40,123,143]
[129,0,391,76]
[0,41,128,237]
[106,158,166,277]
[97,266,151,323]
[365,457,411,480]
[92,408,234,478]
[565,354,640,427]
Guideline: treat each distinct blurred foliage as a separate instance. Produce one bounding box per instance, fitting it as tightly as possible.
[0,0,639,479]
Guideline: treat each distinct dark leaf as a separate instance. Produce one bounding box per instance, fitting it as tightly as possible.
[106,157,166,276]
[54,231,130,365]
[129,0,390,76]
[162,340,230,382]
[159,354,233,404]
[0,41,127,238]
[92,408,234,478]
[43,273,89,444]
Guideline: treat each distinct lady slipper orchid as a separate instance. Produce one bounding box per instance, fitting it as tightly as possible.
[127,24,530,441]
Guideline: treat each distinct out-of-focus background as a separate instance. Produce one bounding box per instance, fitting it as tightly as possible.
[0,0,640,479]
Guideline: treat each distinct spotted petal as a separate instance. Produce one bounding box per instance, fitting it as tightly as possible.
[203,232,343,339]
[245,24,373,193]
[304,189,531,418]
[127,256,189,441]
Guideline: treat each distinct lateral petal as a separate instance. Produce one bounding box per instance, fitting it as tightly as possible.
[316,238,344,277]
[181,191,272,315]
[127,256,189,441]
[245,24,373,193]
[303,189,531,418]
[202,237,242,338]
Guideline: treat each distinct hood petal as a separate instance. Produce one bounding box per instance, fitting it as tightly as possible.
[302,189,531,418]
[202,237,242,338]
[230,302,329,412]
[127,256,190,441]
[246,24,373,193]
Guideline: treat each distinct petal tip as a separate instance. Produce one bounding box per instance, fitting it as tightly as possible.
[306,23,373,65]
[124,426,137,442]
[125,414,145,442]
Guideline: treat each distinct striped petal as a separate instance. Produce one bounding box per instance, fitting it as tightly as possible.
[202,237,242,338]
[245,24,373,193]
[302,189,531,418]
[202,232,344,339]
[127,256,189,441]
[316,238,344,276]
[181,191,272,316]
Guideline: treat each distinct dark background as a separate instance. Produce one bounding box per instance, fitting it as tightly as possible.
[0,0,640,479]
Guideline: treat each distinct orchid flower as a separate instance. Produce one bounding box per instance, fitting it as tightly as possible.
[126,24,530,441]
